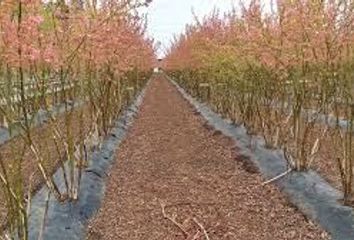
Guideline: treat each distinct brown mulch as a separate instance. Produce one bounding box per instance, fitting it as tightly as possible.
[87,75,330,240]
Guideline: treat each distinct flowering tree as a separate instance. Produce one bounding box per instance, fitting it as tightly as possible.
[0,0,155,238]
[165,0,354,204]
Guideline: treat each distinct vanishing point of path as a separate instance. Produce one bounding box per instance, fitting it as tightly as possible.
[87,75,329,240]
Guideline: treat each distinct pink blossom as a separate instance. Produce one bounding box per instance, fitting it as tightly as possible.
[29,15,44,25]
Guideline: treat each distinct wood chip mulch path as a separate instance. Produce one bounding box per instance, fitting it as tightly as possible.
[87,75,330,240]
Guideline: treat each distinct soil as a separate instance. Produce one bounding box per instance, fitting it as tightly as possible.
[87,75,329,240]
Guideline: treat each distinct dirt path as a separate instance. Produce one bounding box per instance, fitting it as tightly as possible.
[87,75,329,240]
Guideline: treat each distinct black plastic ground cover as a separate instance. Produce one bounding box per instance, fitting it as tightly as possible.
[273,101,351,132]
[169,78,354,240]
[27,87,147,240]
[308,109,350,131]
[0,101,82,145]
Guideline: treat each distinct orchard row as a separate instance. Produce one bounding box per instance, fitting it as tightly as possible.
[0,0,155,238]
[165,1,354,204]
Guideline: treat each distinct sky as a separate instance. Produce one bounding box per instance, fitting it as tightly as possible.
[142,0,234,58]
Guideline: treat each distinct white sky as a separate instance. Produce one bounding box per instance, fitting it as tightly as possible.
[143,0,234,58]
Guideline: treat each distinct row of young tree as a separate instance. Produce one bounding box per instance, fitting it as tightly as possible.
[165,0,354,204]
[0,0,155,238]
